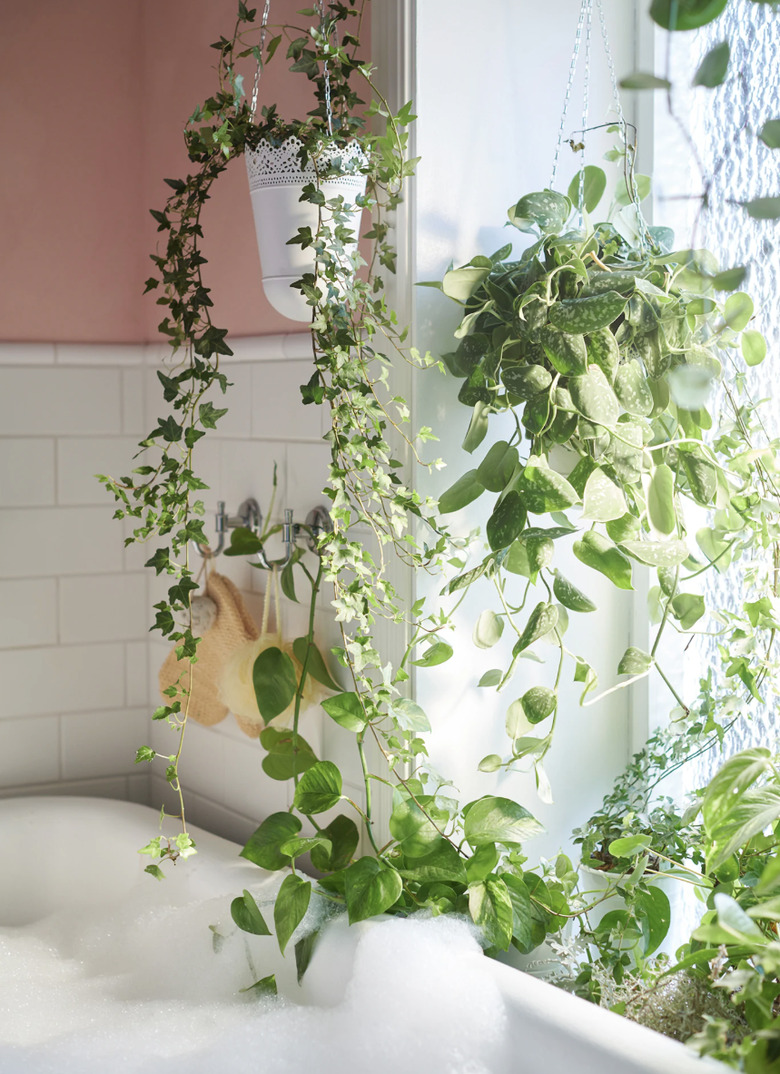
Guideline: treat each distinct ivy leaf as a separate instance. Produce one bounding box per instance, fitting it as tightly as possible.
[692,41,730,87]
[199,401,228,429]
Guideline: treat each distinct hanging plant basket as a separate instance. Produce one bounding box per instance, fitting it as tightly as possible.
[245,135,367,322]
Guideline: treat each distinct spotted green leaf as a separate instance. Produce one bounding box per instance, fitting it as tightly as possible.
[553,572,596,612]
[539,325,588,375]
[569,367,620,426]
[582,468,627,522]
[548,291,627,334]
[614,360,653,416]
[516,458,579,513]
[573,531,633,590]
[508,190,571,234]
[486,490,526,550]
[521,686,557,724]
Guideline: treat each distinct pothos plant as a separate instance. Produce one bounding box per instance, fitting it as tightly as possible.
[432,172,778,786]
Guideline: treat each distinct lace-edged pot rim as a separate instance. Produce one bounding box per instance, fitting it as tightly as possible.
[246,135,368,191]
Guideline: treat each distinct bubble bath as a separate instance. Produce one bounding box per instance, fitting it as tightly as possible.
[0,797,714,1074]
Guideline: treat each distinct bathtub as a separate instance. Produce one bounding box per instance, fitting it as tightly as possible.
[0,796,722,1073]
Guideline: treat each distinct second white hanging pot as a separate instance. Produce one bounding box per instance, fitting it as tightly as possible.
[245,136,367,322]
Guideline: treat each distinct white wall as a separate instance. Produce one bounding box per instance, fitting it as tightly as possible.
[411,0,644,859]
[0,336,359,847]
[0,343,150,802]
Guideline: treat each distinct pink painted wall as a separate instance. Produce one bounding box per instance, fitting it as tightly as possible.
[0,0,350,343]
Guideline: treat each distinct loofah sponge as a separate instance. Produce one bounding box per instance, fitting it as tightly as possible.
[219,568,325,736]
[220,633,324,736]
[158,572,258,726]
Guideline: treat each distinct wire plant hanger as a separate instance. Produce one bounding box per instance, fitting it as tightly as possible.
[549,0,650,252]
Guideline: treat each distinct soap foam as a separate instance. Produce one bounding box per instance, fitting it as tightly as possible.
[0,886,512,1074]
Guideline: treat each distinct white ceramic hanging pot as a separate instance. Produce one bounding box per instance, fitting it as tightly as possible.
[245,136,367,322]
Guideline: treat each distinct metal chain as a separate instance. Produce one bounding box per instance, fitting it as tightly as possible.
[249,0,272,121]
[550,0,591,191]
[596,0,650,249]
[316,0,334,136]
[578,2,594,213]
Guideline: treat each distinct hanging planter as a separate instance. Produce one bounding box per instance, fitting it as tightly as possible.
[245,136,367,321]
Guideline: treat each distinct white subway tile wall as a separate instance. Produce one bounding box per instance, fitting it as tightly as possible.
[0,338,351,844]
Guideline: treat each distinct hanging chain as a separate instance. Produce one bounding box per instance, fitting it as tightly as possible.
[597,0,650,249]
[550,0,591,190]
[316,0,334,136]
[249,0,272,121]
[577,2,594,213]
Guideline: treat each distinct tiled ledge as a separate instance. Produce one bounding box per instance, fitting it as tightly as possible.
[0,334,313,367]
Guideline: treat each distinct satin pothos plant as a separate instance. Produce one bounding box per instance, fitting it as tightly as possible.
[432,174,778,801]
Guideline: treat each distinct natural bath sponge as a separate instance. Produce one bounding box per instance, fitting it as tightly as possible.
[158,572,258,726]
[220,570,324,737]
